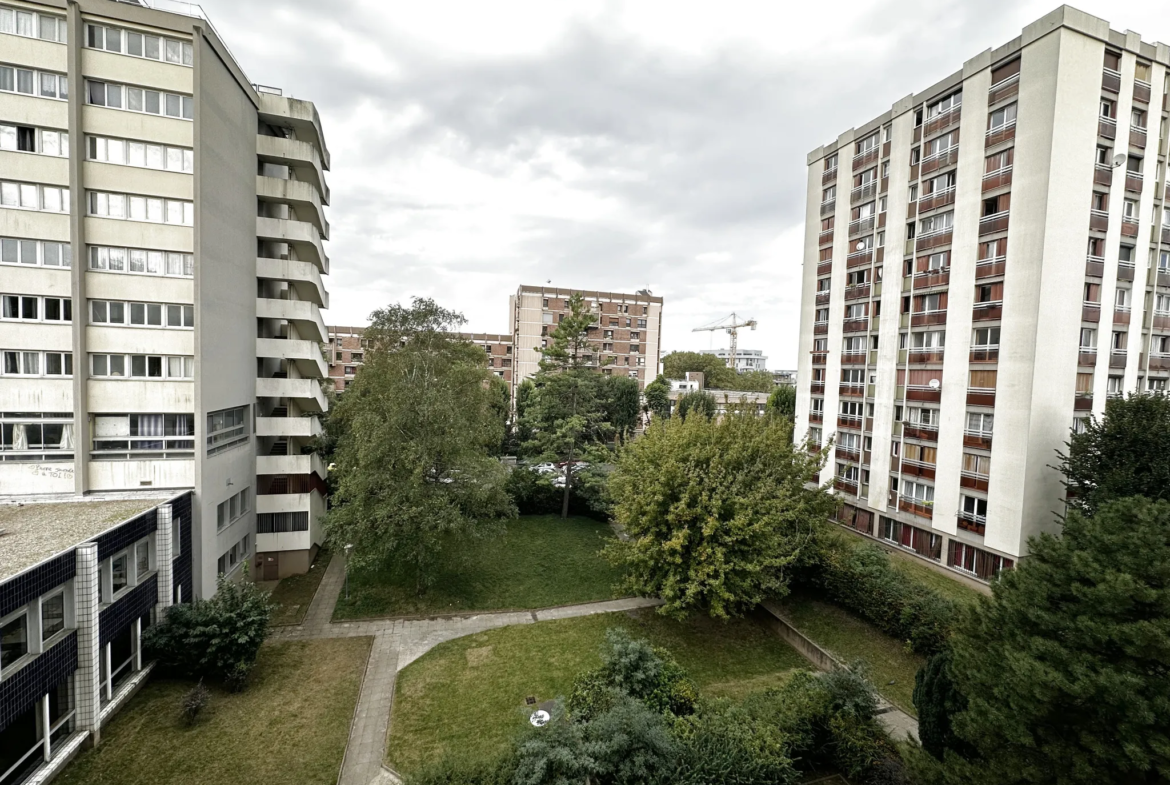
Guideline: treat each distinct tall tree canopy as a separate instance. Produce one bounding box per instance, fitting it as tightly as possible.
[598,374,642,444]
[643,374,671,421]
[766,385,797,421]
[1057,392,1170,515]
[325,298,516,591]
[662,351,738,389]
[605,411,834,619]
[914,497,1170,784]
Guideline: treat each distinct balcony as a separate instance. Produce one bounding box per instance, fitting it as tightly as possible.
[815,291,831,306]
[848,216,875,237]
[834,477,859,495]
[914,268,949,289]
[901,460,935,480]
[1085,255,1105,277]
[1133,80,1152,104]
[1089,209,1109,232]
[1078,349,1097,366]
[1074,394,1093,412]
[817,261,833,276]
[810,382,825,394]
[851,182,877,205]
[836,447,861,463]
[1081,303,1101,323]
[256,175,329,238]
[840,351,867,365]
[256,376,328,412]
[839,383,864,399]
[907,350,944,364]
[258,92,332,171]
[822,167,838,185]
[1099,117,1117,140]
[1109,350,1127,369]
[813,321,828,335]
[257,296,327,342]
[846,249,874,268]
[956,511,987,536]
[985,121,1016,148]
[256,256,328,308]
[1130,126,1147,150]
[969,346,998,363]
[911,309,947,327]
[1125,171,1144,193]
[842,318,869,333]
[1150,354,1170,372]
[917,186,956,214]
[256,414,323,438]
[818,228,834,246]
[844,283,871,301]
[853,146,879,171]
[1117,262,1135,281]
[907,384,942,403]
[966,387,996,406]
[899,497,933,520]
[923,106,961,137]
[1094,164,1112,186]
[820,200,836,217]
[256,134,330,204]
[811,351,828,366]
[256,337,328,377]
[256,451,328,479]
[964,430,993,449]
[1102,67,1121,93]
[1113,307,1130,326]
[256,216,329,273]
[982,167,1012,192]
[920,147,959,176]
[988,72,1019,105]
[916,230,953,252]
[978,211,1009,236]
[960,471,990,492]
[976,256,1007,279]
[903,423,938,442]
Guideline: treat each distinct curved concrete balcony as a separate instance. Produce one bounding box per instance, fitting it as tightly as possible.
[256,414,323,439]
[256,135,329,204]
[257,451,327,478]
[256,216,329,273]
[256,337,328,377]
[256,257,328,308]
[256,376,327,412]
[258,93,331,171]
[257,297,327,343]
[256,175,329,238]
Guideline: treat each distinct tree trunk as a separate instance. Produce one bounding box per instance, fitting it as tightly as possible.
[561,442,573,519]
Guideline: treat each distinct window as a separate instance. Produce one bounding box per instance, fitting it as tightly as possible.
[919,211,954,235]
[845,303,867,320]
[111,552,129,595]
[1107,376,1124,396]
[90,354,190,379]
[90,299,192,328]
[1,612,28,672]
[88,135,193,173]
[824,153,837,171]
[969,369,998,390]
[839,400,864,419]
[907,407,938,427]
[0,294,71,322]
[216,534,251,576]
[949,542,1012,579]
[1112,331,1127,351]
[988,103,1017,130]
[86,24,192,65]
[207,405,249,455]
[816,277,831,292]
[91,413,194,456]
[88,191,193,225]
[257,511,309,533]
[0,180,69,212]
[822,185,836,203]
[0,412,74,458]
[1101,99,1115,119]
[1096,146,1111,166]
[40,592,65,640]
[985,149,1013,174]
[135,540,150,580]
[85,80,192,120]
[0,63,67,100]
[856,133,878,155]
[88,246,192,277]
[903,443,936,465]
[1079,328,1097,349]
[812,338,827,352]
[0,123,68,157]
[1132,108,1146,129]
[924,131,957,157]
[1115,288,1130,309]
[1135,62,1151,84]
[217,487,251,531]
[972,327,1000,347]
[962,453,990,478]
[910,330,945,350]
[0,237,71,268]
[0,5,66,41]
[902,480,934,503]
[967,412,994,435]
[961,494,988,521]
[842,336,866,353]
[1,350,72,378]
[927,90,961,118]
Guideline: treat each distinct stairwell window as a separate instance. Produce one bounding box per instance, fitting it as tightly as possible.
[216,487,251,531]
[207,405,249,455]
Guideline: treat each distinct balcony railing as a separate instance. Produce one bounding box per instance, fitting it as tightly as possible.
[1082,302,1101,322]
[1125,171,1144,192]
[817,260,833,276]
[969,346,999,363]
[978,211,1010,236]
[1102,67,1121,94]
[851,182,877,204]
[1089,209,1109,232]
[810,381,825,394]
[899,497,934,519]
[960,471,990,492]
[811,351,828,365]
[853,146,880,171]
[1130,126,1147,150]
[957,510,987,535]
[988,72,1019,105]
[920,146,959,175]
[818,229,834,246]
[813,321,829,335]
[836,447,861,463]
[966,387,996,406]
[1094,163,1112,186]
[846,249,874,268]
[1134,80,1152,104]
[923,105,961,137]
[911,309,947,327]
[837,414,863,428]
[842,317,869,333]
[907,349,944,364]
[913,267,950,289]
[840,351,867,365]
[820,200,836,217]
[834,477,860,494]
[1110,350,1128,369]
[1085,255,1105,277]
[844,283,871,301]
[1117,261,1135,281]
[976,255,1006,279]
[822,166,838,185]
[1074,393,1094,411]
[838,383,864,398]
[1099,117,1117,140]
[917,186,956,214]
[985,120,1016,148]
[972,301,1003,321]
[848,216,875,236]
[982,166,1013,192]
[907,384,942,402]
[963,430,993,449]
[1078,349,1097,366]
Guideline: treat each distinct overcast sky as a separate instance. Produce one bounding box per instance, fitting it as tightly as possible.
[199,0,1170,369]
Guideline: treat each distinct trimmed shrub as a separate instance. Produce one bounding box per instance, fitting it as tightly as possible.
[144,575,273,682]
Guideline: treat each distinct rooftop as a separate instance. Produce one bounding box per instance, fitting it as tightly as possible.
[0,497,170,582]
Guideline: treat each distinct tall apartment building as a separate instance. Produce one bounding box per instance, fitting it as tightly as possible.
[509,285,664,398]
[325,327,513,389]
[0,0,331,590]
[796,6,1170,582]
[698,347,768,372]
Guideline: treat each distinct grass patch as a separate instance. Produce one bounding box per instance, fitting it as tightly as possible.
[56,637,371,785]
[886,550,985,606]
[778,592,925,715]
[268,549,332,626]
[388,607,807,774]
[334,515,624,620]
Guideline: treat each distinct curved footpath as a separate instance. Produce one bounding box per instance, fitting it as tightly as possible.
[269,555,663,785]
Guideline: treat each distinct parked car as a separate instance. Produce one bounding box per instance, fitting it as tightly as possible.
[532,462,558,475]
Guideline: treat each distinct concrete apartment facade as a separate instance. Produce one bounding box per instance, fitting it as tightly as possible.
[325,326,513,389]
[0,0,332,593]
[509,285,664,399]
[698,347,768,372]
[796,6,1170,582]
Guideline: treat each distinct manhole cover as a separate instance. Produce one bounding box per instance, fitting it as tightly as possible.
[525,696,536,706]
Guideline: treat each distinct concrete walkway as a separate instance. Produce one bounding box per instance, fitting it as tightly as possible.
[271,555,662,785]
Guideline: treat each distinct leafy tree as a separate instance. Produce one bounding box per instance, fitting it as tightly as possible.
[675,390,716,421]
[913,650,967,760]
[662,351,737,389]
[569,629,698,722]
[325,298,516,591]
[1056,392,1170,515]
[643,374,671,421]
[767,385,797,420]
[735,369,775,393]
[521,293,613,518]
[934,497,1170,784]
[143,576,273,683]
[598,374,641,444]
[605,410,835,619]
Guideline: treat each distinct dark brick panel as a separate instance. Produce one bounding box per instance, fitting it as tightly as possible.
[0,631,77,733]
[170,492,193,604]
[99,575,157,647]
[0,552,75,620]
[95,507,158,562]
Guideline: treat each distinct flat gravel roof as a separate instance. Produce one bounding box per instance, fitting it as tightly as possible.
[0,498,169,582]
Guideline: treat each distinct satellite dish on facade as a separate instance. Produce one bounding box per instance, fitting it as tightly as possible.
[929,379,941,390]
[1113,153,1127,168]
[856,241,866,251]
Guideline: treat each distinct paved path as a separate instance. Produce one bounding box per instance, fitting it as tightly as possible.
[272,555,662,785]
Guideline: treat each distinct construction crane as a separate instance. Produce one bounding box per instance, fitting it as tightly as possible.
[692,313,758,370]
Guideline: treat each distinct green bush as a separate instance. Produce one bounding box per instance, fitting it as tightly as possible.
[504,465,606,520]
[405,751,519,785]
[669,700,799,785]
[143,576,273,682]
[805,536,957,655]
[569,629,697,721]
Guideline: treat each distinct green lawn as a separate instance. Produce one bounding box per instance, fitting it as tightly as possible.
[55,637,371,785]
[334,515,625,620]
[269,549,332,626]
[388,607,808,774]
[886,549,986,606]
[777,592,925,715]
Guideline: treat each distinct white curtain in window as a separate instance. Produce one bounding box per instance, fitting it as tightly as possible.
[12,423,27,450]
[59,423,74,449]
[173,416,191,436]
[138,414,164,436]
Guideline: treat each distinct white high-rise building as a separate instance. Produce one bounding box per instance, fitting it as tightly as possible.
[796,6,1170,582]
[0,0,331,594]
[697,347,768,372]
